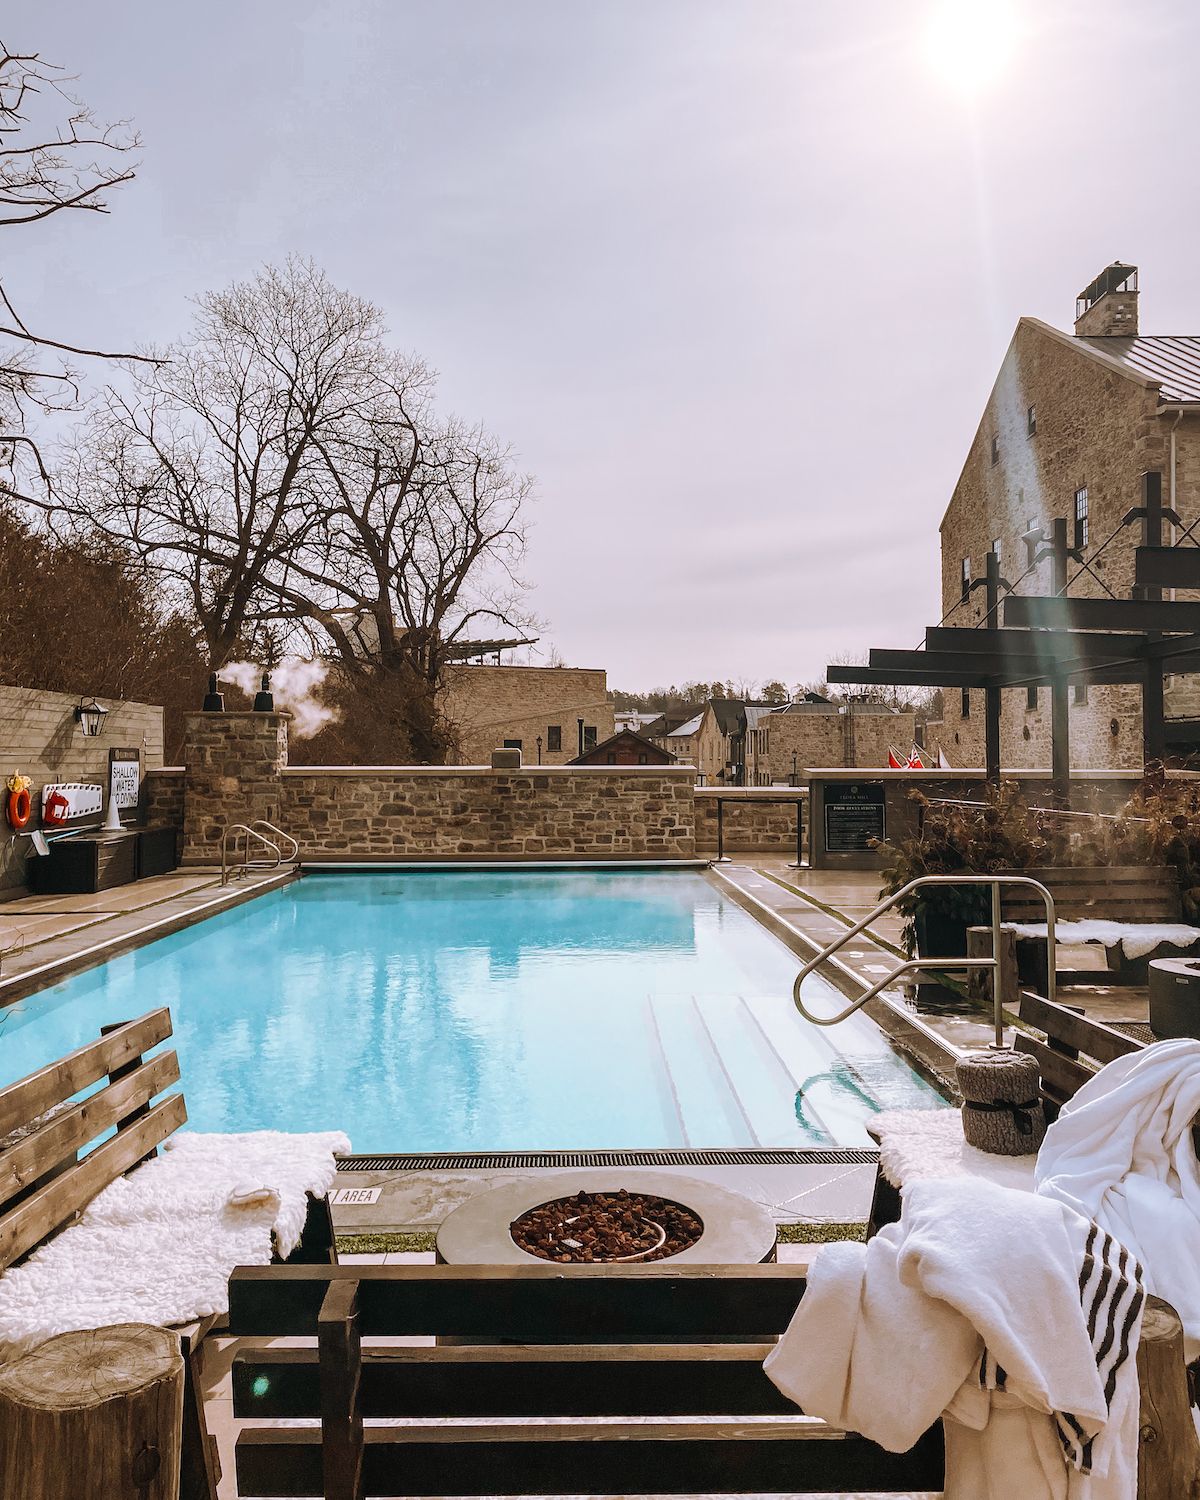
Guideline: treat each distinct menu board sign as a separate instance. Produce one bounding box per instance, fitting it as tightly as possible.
[824,781,886,854]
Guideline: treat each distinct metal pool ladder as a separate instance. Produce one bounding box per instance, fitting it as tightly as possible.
[220,819,300,885]
[792,874,1057,1049]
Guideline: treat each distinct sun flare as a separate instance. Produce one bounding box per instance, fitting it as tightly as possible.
[924,0,1022,95]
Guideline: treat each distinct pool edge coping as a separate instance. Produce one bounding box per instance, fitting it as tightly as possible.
[0,869,299,1010]
[705,864,962,1100]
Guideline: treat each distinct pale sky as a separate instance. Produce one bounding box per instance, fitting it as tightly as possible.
[10,1,1200,690]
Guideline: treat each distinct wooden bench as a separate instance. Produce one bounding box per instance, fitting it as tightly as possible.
[0,1007,337,1500]
[995,865,1200,990]
[221,1263,1200,1500]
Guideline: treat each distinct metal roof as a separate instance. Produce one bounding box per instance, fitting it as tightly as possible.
[1076,334,1200,403]
[666,712,705,738]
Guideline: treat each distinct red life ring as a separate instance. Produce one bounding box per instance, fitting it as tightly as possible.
[5,787,31,830]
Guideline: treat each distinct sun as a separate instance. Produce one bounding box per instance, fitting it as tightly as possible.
[924,0,1022,95]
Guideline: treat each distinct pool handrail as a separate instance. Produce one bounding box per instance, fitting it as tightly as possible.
[792,873,1057,1049]
[220,819,300,885]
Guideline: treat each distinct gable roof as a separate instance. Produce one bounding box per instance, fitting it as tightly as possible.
[567,728,676,764]
[1074,334,1200,403]
[666,712,705,739]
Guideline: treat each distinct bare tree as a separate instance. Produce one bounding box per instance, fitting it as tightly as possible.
[304,412,534,760]
[65,259,407,670]
[59,259,535,760]
[0,40,143,504]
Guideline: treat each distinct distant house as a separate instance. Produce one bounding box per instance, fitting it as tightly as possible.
[568,728,676,766]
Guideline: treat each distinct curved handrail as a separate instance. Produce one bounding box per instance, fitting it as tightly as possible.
[220,820,299,884]
[792,873,1057,1049]
[250,819,299,864]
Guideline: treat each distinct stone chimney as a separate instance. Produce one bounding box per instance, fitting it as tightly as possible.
[1074,262,1138,337]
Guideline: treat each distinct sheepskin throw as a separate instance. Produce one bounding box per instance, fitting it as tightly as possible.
[0,1128,348,1363]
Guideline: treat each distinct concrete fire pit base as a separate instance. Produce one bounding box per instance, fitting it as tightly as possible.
[435,1169,779,1265]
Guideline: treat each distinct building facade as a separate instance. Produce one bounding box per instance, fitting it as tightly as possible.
[569,728,676,766]
[931,264,1200,770]
[440,664,615,766]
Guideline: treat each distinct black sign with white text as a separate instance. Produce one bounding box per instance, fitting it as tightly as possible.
[824,781,886,854]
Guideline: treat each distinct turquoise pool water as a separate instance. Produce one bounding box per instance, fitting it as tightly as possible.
[0,871,943,1151]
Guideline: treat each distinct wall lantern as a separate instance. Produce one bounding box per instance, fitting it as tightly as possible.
[253,672,274,712]
[202,674,225,712]
[74,699,109,738]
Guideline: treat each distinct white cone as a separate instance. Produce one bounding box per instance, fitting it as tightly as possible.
[103,795,124,832]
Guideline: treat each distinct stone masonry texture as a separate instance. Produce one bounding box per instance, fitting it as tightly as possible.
[935,315,1200,772]
[180,713,697,861]
[440,664,615,766]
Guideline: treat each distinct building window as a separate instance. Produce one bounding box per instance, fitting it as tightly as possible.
[961,687,971,718]
[991,537,1002,566]
[547,725,561,752]
[584,725,597,751]
[605,752,616,764]
[961,556,971,603]
[1074,486,1089,548]
[638,753,648,764]
[1026,685,1038,711]
[503,738,522,751]
[1027,404,1037,436]
[1074,682,1088,705]
[991,435,1000,466]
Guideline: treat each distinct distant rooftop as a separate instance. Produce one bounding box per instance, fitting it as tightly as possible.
[1075,334,1200,403]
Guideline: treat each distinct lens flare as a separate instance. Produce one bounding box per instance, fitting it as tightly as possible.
[924,0,1022,94]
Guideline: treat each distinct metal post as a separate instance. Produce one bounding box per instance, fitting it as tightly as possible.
[990,879,1004,1049]
[1142,470,1167,765]
[788,797,803,870]
[1050,518,1071,804]
[716,798,725,862]
[984,552,1002,787]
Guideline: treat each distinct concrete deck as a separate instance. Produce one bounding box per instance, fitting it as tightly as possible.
[0,866,296,1003]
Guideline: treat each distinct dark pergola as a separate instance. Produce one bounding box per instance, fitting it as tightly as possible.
[827,472,1200,800]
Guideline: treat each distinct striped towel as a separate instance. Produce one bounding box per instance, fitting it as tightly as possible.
[978,1220,1146,1478]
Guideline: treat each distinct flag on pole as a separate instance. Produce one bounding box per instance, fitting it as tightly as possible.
[887,746,906,768]
[908,745,926,768]
[937,746,951,769]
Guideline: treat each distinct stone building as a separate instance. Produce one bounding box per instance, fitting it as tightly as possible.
[762,699,917,783]
[931,263,1200,771]
[440,663,615,766]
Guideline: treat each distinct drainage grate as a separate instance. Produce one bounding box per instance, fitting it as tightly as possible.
[337,1147,880,1172]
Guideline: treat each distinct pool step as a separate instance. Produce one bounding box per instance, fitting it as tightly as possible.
[691,994,813,1148]
[646,997,758,1149]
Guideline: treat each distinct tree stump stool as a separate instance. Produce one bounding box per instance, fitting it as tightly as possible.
[0,1323,183,1500]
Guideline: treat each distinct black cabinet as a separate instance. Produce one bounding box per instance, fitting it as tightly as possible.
[26,825,180,895]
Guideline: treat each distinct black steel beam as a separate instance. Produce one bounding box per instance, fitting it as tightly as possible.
[1003,595,1200,634]
[924,626,1150,661]
[826,664,995,689]
[1136,544,1200,591]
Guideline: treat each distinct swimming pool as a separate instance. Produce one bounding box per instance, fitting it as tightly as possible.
[0,870,943,1151]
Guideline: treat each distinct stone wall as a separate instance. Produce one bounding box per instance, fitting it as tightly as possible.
[936,314,1200,771]
[181,711,289,860]
[179,713,696,862]
[440,664,615,766]
[0,684,165,891]
[694,788,806,854]
[142,767,185,860]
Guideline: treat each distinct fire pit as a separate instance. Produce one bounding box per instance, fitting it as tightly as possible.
[436,1169,778,1265]
[510,1188,703,1264]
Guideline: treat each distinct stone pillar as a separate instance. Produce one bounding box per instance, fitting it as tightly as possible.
[181,711,289,863]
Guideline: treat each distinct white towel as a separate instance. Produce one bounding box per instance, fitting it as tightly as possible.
[765,1177,1144,1500]
[1036,1038,1200,1361]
